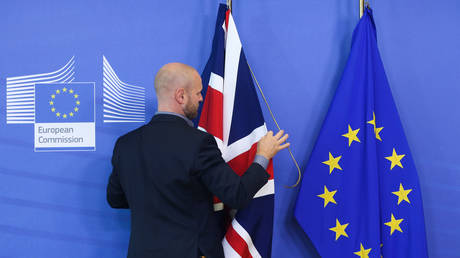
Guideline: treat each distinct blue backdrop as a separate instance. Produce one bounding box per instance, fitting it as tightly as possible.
[0,0,458,257]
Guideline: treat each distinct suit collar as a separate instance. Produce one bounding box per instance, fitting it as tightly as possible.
[149,113,194,127]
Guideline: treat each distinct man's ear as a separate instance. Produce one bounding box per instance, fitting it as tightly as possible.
[175,88,186,105]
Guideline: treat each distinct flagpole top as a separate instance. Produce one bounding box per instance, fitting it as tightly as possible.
[227,0,232,12]
[360,1,371,18]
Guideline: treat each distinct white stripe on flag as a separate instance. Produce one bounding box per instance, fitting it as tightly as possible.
[223,237,242,258]
[232,219,262,258]
[208,72,224,93]
[254,179,275,198]
[222,13,242,146]
[213,202,224,211]
[223,124,267,162]
[199,124,267,163]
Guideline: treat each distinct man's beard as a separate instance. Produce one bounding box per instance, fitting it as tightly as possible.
[183,101,198,120]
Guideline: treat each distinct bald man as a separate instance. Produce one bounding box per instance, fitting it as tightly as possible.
[107,63,289,258]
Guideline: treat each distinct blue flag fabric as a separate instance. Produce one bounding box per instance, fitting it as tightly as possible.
[294,8,428,258]
[35,83,95,123]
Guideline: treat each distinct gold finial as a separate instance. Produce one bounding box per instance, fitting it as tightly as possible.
[227,0,232,12]
[360,1,371,18]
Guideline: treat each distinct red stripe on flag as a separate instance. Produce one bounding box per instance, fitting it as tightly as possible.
[213,197,222,205]
[198,86,223,140]
[228,143,274,179]
[225,10,230,30]
[225,224,253,258]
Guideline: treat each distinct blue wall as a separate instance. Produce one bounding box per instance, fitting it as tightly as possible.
[0,0,458,257]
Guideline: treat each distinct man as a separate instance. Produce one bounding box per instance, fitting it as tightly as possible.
[107,63,289,258]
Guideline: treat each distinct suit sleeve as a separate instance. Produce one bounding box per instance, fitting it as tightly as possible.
[107,139,129,209]
[193,134,269,209]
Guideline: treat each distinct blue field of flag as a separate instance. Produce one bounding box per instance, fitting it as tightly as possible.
[35,83,94,123]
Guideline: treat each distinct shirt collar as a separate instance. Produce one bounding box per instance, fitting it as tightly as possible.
[155,111,194,127]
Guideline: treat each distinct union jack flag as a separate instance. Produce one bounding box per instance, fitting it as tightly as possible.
[196,4,274,258]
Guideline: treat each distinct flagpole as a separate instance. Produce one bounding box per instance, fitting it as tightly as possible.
[360,0,364,18]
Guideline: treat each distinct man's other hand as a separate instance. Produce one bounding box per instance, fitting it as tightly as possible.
[256,130,290,160]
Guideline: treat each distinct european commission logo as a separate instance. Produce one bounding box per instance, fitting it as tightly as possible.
[34,82,95,151]
[5,56,146,152]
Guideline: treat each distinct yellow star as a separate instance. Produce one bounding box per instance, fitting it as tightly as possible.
[63,87,67,92]
[317,186,337,207]
[354,243,372,258]
[322,152,342,174]
[49,100,54,105]
[342,124,361,146]
[367,112,383,141]
[69,89,74,93]
[74,94,79,98]
[367,112,376,126]
[374,127,383,141]
[63,114,67,118]
[329,219,349,240]
[384,213,403,235]
[56,112,61,117]
[69,112,74,117]
[56,89,60,94]
[392,183,412,205]
[74,107,79,112]
[51,107,56,112]
[51,94,55,99]
[385,148,405,170]
[76,100,80,105]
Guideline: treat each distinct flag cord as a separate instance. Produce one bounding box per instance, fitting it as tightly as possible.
[246,61,302,188]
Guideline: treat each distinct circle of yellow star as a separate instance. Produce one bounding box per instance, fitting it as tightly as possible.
[49,88,80,119]
[392,183,412,205]
[354,243,372,258]
[385,148,405,170]
[342,124,361,147]
[322,152,342,174]
[384,213,404,235]
[367,112,383,141]
[329,219,349,241]
[317,186,337,208]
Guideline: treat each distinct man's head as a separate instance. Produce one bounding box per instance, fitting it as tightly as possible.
[154,63,203,120]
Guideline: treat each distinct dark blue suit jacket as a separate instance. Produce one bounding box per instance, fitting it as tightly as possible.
[107,114,269,258]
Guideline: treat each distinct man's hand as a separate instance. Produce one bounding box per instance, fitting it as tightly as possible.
[256,130,290,160]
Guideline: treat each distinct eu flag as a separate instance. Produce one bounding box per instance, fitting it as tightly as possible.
[35,83,95,123]
[294,8,428,258]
